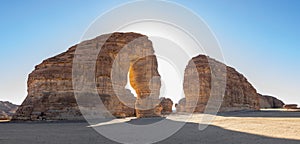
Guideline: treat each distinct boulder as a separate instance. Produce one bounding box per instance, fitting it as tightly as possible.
[160,97,173,115]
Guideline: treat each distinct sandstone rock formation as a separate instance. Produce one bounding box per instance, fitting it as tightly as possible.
[175,98,186,113]
[13,32,162,121]
[176,55,260,113]
[13,32,287,121]
[0,111,8,120]
[160,97,173,115]
[129,55,162,118]
[283,104,298,109]
[0,101,18,120]
[258,94,284,108]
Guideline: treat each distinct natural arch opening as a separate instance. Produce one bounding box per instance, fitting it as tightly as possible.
[125,70,137,97]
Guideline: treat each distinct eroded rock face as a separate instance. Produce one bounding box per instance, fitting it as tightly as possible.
[0,101,18,120]
[177,55,260,113]
[283,104,298,109]
[130,55,162,118]
[14,32,286,120]
[258,94,284,108]
[13,32,162,121]
[160,98,173,115]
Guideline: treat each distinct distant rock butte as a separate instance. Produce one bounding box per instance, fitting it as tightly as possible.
[175,98,186,113]
[258,94,284,108]
[283,104,298,109]
[0,101,18,120]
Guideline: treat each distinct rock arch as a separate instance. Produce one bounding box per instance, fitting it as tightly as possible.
[13,32,163,121]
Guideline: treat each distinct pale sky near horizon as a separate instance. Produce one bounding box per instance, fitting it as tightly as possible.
[0,0,299,106]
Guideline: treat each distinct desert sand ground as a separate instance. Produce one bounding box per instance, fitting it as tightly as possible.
[0,110,299,144]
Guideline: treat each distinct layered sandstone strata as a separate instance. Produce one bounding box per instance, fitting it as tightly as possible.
[0,101,18,120]
[129,55,162,118]
[13,32,162,121]
[13,32,286,121]
[258,94,284,108]
[177,55,260,113]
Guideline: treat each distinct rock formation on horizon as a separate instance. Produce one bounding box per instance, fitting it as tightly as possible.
[283,104,298,109]
[0,101,18,120]
[258,94,284,108]
[13,32,163,121]
[13,32,286,121]
[176,55,260,113]
[175,55,286,113]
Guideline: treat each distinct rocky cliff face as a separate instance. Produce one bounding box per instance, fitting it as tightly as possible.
[258,94,284,108]
[177,55,260,113]
[129,55,162,118]
[13,32,285,121]
[13,32,162,121]
[0,101,18,120]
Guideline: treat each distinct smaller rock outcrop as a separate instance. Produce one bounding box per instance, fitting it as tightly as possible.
[258,94,285,108]
[0,111,8,120]
[175,98,186,113]
[160,98,173,115]
[283,104,298,109]
[0,101,18,120]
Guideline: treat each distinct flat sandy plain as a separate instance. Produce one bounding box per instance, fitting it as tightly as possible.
[1,110,300,144]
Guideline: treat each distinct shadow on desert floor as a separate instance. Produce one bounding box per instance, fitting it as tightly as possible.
[0,117,299,144]
[217,110,300,118]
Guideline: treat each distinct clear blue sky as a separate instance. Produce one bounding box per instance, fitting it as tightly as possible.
[0,0,299,105]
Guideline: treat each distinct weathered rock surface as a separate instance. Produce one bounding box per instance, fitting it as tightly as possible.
[175,98,186,113]
[283,104,298,109]
[0,101,18,120]
[177,55,260,113]
[130,55,162,118]
[258,94,284,108]
[160,97,173,115]
[13,32,287,120]
[13,32,162,121]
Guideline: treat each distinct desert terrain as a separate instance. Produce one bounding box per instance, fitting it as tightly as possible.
[1,110,299,144]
